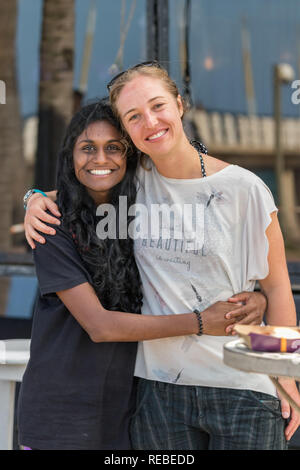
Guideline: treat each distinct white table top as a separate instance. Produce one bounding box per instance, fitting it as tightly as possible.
[0,339,30,365]
[223,338,300,380]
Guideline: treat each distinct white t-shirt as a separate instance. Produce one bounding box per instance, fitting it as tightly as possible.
[133,162,278,397]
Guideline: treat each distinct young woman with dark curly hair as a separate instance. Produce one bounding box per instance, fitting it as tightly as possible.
[18,99,249,450]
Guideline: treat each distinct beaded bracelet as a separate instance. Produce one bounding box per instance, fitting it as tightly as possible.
[193,309,203,336]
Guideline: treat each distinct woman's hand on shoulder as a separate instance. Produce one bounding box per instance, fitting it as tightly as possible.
[25,192,61,249]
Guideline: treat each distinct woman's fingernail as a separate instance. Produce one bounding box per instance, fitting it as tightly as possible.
[282,411,290,419]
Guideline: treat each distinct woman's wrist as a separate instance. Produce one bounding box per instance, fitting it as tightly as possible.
[26,191,46,210]
[200,308,210,335]
[24,189,48,210]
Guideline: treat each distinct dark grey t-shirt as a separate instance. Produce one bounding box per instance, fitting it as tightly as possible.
[17,222,137,450]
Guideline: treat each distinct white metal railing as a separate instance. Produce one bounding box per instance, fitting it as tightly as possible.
[190,109,300,153]
[0,339,30,450]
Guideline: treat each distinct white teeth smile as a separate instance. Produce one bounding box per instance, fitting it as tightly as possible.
[88,169,112,175]
[147,129,167,141]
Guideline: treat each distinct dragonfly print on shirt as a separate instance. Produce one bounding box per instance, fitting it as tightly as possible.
[152,367,184,384]
[195,188,227,256]
[206,190,224,207]
[191,282,202,304]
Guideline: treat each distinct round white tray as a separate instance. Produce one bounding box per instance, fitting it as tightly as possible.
[223,338,300,380]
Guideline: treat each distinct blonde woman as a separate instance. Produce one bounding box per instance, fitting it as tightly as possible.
[107,61,300,450]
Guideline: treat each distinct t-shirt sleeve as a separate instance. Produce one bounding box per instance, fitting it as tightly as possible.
[33,223,92,296]
[243,178,278,282]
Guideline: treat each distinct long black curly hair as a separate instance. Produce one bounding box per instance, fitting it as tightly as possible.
[55,98,143,313]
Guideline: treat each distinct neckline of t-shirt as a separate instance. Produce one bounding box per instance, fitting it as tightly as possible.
[153,163,236,184]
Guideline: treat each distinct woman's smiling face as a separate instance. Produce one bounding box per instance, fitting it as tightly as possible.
[73,120,126,204]
[116,74,184,159]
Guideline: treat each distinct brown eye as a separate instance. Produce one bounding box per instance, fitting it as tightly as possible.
[82,145,96,153]
[106,144,125,155]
